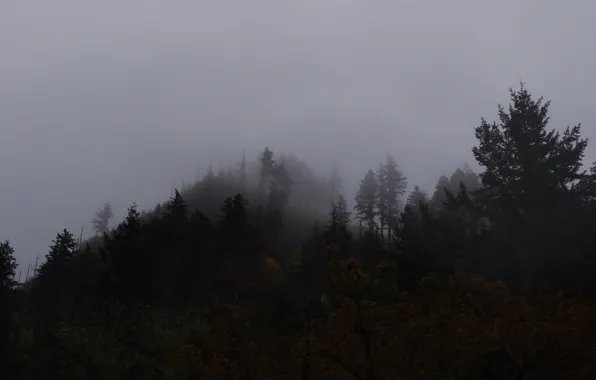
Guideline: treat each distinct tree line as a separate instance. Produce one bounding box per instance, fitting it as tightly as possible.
[1,83,596,378]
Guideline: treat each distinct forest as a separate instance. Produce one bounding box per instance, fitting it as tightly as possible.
[1,83,596,379]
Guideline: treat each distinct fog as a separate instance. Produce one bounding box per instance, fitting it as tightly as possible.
[1,0,595,272]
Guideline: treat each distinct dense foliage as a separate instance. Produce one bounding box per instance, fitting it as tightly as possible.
[2,84,596,378]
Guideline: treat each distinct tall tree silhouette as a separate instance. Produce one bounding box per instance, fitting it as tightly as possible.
[270,162,293,210]
[377,154,407,242]
[0,240,17,291]
[473,82,589,217]
[330,163,342,204]
[472,83,593,285]
[407,185,429,212]
[91,202,113,235]
[37,229,77,277]
[240,149,247,195]
[0,240,17,373]
[259,147,275,198]
[430,175,450,214]
[165,189,188,221]
[354,169,378,234]
[326,194,352,247]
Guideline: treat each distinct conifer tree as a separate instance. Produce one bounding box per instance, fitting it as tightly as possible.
[473,82,590,217]
[240,149,247,195]
[0,240,17,373]
[122,202,141,234]
[0,240,17,292]
[91,202,113,235]
[326,194,352,246]
[472,83,593,285]
[259,147,275,196]
[221,193,249,231]
[407,185,429,211]
[354,169,378,232]
[270,162,293,209]
[430,175,450,213]
[377,154,407,242]
[330,163,342,204]
[165,189,187,220]
[37,229,77,277]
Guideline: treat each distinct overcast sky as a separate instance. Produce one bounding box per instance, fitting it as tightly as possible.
[1,0,595,272]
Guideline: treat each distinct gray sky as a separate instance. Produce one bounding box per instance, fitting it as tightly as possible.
[1,0,595,272]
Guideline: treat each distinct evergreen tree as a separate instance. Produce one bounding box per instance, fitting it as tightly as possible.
[270,162,293,210]
[330,163,342,204]
[37,229,77,277]
[326,194,352,247]
[430,167,481,215]
[0,240,17,373]
[221,193,249,232]
[165,189,187,220]
[240,149,247,195]
[354,169,378,232]
[259,147,275,196]
[407,185,430,211]
[122,202,141,235]
[430,175,450,213]
[377,154,407,242]
[91,202,113,235]
[472,83,593,286]
[462,163,482,193]
[0,240,17,292]
[472,83,590,217]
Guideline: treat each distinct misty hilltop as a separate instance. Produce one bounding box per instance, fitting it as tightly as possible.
[2,1,596,378]
[2,82,596,377]
[2,1,595,272]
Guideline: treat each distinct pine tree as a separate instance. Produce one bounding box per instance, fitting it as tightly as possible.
[354,169,378,232]
[430,175,450,213]
[0,241,17,292]
[122,202,141,235]
[91,202,113,235]
[472,82,590,217]
[377,154,407,242]
[240,149,247,195]
[271,162,294,208]
[326,194,352,246]
[462,163,481,193]
[472,83,593,286]
[407,185,429,211]
[221,193,249,231]
[37,229,77,277]
[165,189,187,220]
[259,147,275,196]
[330,163,342,204]
[0,240,17,373]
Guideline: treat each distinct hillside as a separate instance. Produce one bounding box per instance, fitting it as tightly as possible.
[1,84,596,378]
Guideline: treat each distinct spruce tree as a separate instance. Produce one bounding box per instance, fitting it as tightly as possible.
[472,83,592,286]
[165,189,187,220]
[472,82,589,217]
[407,185,429,211]
[91,202,113,235]
[377,154,407,241]
[354,169,378,232]
[430,175,450,213]
[326,194,352,246]
[37,229,77,277]
[0,240,17,292]
[270,162,293,210]
[0,240,17,373]
[259,147,275,196]
[122,202,141,235]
